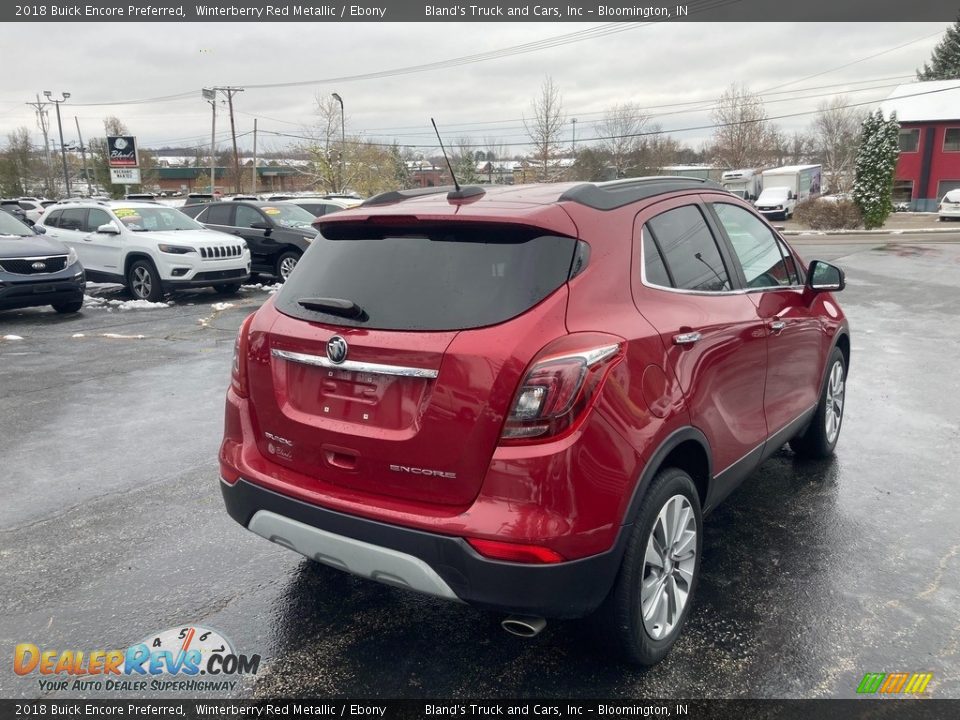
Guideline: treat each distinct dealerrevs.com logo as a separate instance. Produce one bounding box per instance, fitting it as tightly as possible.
[14,625,260,693]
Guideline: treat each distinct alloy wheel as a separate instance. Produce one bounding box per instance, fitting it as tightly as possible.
[640,494,697,640]
[132,266,152,299]
[279,256,298,280]
[825,360,845,444]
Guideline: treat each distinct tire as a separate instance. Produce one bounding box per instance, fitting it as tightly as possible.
[593,467,703,666]
[213,283,241,295]
[52,300,83,314]
[790,347,846,459]
[275,250,301,281]
[127,259,164,302]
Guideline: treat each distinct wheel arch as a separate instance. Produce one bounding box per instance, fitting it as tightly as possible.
[123,252,158,277]
[623,426,713,525]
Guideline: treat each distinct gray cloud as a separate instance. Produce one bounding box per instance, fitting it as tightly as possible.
[0,21,947,154]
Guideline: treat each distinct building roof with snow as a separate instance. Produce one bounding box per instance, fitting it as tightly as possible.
[879,80,960,123]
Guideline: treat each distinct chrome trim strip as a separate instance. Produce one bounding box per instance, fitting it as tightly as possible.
[0,254,68,262]
[544,343,621,366]
[271,348,439,379]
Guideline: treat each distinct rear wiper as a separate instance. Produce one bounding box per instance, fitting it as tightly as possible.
[298,297,367,320]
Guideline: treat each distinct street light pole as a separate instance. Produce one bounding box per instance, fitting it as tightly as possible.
[331,93,344,193]
[202,89,217,194]
[45,91,71,197]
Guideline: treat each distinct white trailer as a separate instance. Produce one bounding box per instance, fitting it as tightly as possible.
[755,165,822,220]
[721,169,764,201]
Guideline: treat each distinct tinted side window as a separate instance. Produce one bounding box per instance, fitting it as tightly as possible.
[713,203,793,289]
[59,208,87,232]
[204,204,233,226]
[85,209,112,233]
[642,231,672,288]
[646,205,731,292]
[179,205,205,219]
[235,205,265,228]
[45,209,63,227]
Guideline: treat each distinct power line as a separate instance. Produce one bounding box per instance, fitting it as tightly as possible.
[255,82,959,151]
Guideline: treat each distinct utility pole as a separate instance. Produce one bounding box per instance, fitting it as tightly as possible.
[44,91,71,197]
[27,95,55,196]
[571,118,577,155]
[202,89,217,194]
[332,93,344,193]
[215,86,244,193]
[251,118,258,194]
[74,116,92,194]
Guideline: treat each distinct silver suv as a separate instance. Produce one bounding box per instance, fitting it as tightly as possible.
[41,200,250,301]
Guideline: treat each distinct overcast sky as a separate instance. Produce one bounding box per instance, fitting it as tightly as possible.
[0,21,949,156]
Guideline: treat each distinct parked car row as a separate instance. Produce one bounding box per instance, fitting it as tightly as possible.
[0,193,362,314]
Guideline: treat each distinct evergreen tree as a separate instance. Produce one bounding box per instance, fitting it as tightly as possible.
[917,16,960,80]
[852,110,900,230]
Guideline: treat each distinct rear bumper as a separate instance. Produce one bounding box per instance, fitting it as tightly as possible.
[220,477,628,618]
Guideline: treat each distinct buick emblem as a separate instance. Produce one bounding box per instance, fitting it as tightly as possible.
[326,335,348,364]
[31,261,46,270]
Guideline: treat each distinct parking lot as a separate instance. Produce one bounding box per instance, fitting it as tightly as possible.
[1,233,958,699]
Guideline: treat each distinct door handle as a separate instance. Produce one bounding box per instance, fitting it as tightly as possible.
[673,331,702,346]
[769,320,787,335]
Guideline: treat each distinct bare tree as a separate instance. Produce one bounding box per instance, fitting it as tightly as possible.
[711,84,772,169]
[299,94,346,193]
[482,136,511,183]
[812,96,863,193]
[646,125,681,173]
[524,76,565,182]
[595,102,650,178]
[0,128,36,196]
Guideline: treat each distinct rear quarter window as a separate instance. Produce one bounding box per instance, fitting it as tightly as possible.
[275,223,578,331]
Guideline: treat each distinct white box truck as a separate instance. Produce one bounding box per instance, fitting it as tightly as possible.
[755,164,822,220]
[721,169,764,201]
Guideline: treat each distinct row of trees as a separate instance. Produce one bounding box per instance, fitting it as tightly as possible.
[0,116,158,199]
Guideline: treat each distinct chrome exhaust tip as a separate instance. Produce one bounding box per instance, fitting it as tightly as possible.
[501,615,547,638]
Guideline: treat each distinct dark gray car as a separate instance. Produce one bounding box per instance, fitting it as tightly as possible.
[0,212,85,314]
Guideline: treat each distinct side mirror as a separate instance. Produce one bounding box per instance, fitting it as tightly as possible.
[250,221,272,231]
[807,260,845,292]
[97,222,121,235]
[33,224,46,235]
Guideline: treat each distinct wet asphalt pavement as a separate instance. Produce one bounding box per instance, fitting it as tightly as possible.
[1,234,958,700]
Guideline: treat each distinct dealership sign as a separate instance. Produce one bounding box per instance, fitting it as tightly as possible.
[110,168,142,184]
[107,136,138,168]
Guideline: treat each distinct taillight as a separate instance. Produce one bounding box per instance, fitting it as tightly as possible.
[231,313,256,398]
[500,336,624,444]
[466,537,565,564]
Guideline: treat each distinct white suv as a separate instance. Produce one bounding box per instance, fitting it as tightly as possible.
[41,200,250,301]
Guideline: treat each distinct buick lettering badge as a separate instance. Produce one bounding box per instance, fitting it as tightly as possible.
[327,335,348,364]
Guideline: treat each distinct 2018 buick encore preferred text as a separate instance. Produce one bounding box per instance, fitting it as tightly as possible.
[219,177,849,665]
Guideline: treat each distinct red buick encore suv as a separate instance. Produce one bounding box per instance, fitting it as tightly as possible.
[219,177,849,665]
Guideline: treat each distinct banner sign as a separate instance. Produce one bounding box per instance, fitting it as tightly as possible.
[110,167,141,184]
[107,136,138,168]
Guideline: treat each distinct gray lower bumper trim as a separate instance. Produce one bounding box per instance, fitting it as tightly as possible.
[247,510,461,601]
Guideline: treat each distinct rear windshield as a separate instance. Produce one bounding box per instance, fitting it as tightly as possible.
[275,222,578,331]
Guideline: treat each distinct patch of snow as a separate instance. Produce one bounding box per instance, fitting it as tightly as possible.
[2,335,24,341]
[211,302,235,312]
[84,295,172,311]
[101,333,146,340]
[72,333,85,338]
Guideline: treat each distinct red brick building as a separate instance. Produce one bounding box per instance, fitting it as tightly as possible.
[881,80,960,211]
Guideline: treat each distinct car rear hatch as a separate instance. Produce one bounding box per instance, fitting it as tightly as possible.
[247,218,579,508]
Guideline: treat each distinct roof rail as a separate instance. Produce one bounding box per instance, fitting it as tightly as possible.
[361,186,455,207]
[56,197,112,206]
[559,176,726,210]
